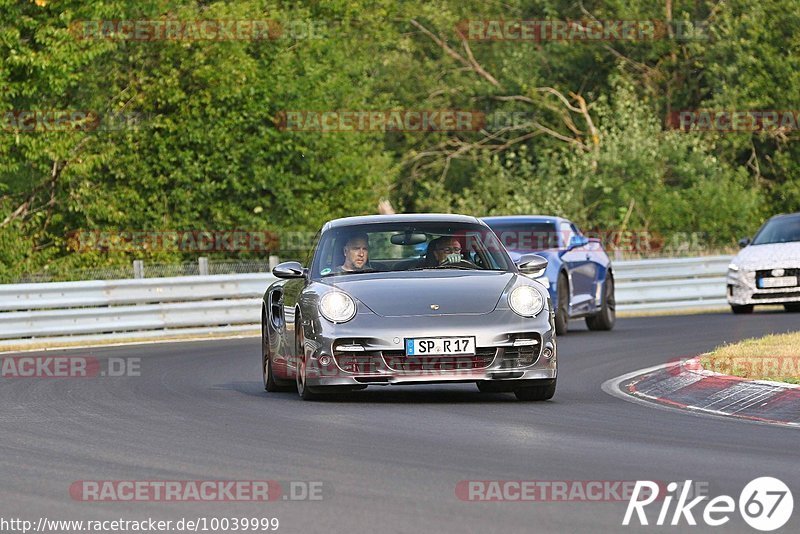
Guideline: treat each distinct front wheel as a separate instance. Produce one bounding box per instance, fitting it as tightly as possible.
[264,355,294,393]
[295,321,320,400]
[731,304,754,314]
[263,314,294,392]
[555,274,569,335]
[514,379,557,401]
[586,273,616,331]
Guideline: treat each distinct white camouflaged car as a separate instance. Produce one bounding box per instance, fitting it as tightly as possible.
[727,212,800,314]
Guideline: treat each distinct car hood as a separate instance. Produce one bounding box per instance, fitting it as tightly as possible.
[733,242,800,270]
[323,271,515,317]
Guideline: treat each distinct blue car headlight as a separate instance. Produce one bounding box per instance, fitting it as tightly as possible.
[509,286,544,317]
[319,291,357,323]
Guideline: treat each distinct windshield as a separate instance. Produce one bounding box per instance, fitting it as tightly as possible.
[484,221,559,251]
[310,221,514,278]
[751,215,800,245]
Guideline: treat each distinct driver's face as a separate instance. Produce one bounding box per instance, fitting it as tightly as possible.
[343,238,369,270]
[434,238,461,264]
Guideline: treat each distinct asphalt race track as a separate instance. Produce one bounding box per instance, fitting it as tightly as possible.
[1,313,799,533]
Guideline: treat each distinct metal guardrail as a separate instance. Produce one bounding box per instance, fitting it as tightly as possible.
[0,255,733,343]
[614,255,732,312]
[0,273,275,340]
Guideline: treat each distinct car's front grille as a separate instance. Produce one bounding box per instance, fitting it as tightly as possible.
[381,348,497,372]
[756,268,799,278]
[755,268,800,291]
[501,347,539,368]
[500,333,542,368]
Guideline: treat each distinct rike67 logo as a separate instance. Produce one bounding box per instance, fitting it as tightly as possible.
[623,477,793,531]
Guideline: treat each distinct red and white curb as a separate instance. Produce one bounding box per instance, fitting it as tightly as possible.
[602,358,800,428]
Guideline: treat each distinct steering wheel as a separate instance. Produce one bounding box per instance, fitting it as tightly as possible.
[436,258,480,269]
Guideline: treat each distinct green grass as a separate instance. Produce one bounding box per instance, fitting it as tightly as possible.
[699,331,800,384]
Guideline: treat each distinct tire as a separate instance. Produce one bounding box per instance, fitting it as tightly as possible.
[731,304,754,314]
[555,273,569,335]
[295,320,319,401]
[514,379,557,401]
[585,273,616,331]
[784,303,800,312]
[262,313,294,392]
[264,355,294,393]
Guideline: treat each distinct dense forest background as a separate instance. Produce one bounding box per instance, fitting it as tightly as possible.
[1,0,798,281]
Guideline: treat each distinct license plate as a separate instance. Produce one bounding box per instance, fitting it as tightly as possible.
[759,276,798,288]
[405,337,475,356]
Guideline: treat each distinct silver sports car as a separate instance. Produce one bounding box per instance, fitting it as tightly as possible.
[261,214,557,401]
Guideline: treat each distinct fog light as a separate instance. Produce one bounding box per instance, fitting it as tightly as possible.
[542,347,554,360]
[319,355,332,366]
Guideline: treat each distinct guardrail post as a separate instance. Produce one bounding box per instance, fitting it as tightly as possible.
[269,255,280,270]
[198,257,209,276]
[133,260,144,279]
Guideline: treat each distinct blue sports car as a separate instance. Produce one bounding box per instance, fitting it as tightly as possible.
[482,216,615,334]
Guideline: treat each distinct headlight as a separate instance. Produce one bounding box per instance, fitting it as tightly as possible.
[509,286,544,317]
[319,291,357,323]
[728,263,739,272]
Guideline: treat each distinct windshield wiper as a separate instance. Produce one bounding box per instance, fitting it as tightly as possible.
[407,264,479,271]
[432,264,479,270]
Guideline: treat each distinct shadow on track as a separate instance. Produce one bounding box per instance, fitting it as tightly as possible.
[212,380,561,404]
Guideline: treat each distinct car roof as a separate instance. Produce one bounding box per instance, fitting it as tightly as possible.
[768,212,800,221]
[481,215,567,225]
[324,213,482,231]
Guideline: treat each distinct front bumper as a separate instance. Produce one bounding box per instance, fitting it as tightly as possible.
[727,268,800,305]
[302,310,556,387]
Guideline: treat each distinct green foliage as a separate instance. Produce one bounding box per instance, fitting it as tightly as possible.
[0,0,797,281]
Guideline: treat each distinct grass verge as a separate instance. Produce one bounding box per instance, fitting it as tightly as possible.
[699,331,800,384]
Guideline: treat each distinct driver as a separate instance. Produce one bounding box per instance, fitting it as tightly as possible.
[426,236,463,265]
[338,233,370,272]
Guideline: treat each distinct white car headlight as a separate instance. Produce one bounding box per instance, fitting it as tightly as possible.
[509,286,544,317]
[728,263,739,272]
[319,291,357,323]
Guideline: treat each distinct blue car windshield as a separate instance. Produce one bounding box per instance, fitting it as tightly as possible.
[751,215,800,245]
[311,222,514,277]
[484,222,559,251]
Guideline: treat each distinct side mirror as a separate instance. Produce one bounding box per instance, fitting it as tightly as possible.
[568,235,590,250]
[516,254,548,276]
[273,261,306,279]
[738,237,751,248]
